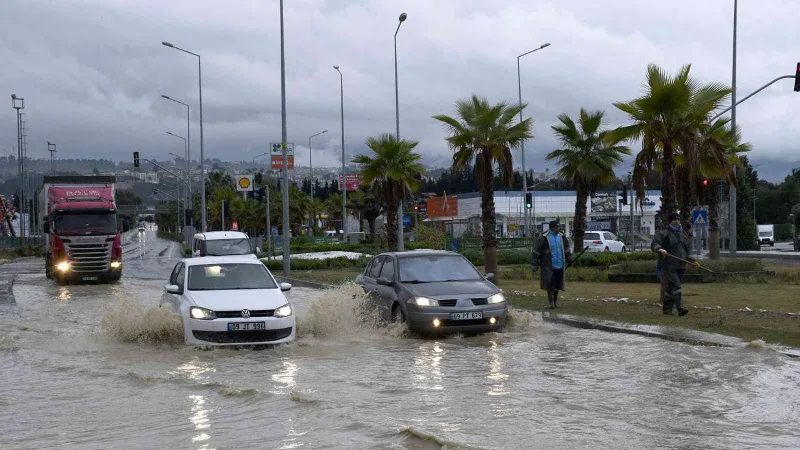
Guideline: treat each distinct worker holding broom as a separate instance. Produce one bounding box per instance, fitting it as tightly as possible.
[652,213,700,316]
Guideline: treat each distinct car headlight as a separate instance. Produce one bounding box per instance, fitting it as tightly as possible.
[408,297,439,307]
[487,293,505,304]
[189,306,217,320]
[274,303,293,318]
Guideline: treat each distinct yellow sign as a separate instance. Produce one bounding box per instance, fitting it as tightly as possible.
[236,175,254,192]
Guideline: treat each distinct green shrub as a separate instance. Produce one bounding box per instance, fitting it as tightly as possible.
[774,223,792,242]
[263,256,371,271]
[157,231,184,243]
[0,245,44,258]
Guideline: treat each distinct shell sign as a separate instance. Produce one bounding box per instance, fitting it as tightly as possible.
[236,175,254,192]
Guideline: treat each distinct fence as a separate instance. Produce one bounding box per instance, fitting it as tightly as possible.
[0,236,45,248]
[448,238,533,252]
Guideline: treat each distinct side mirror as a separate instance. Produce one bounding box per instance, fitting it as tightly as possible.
[376,277,393,286]
[280,282,292,292]
[122,220,131,232]
[164,284,181,294]
[485,273,496,282]
[42,221,50,234]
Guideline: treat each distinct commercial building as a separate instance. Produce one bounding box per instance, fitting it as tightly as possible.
[424,190,664,243]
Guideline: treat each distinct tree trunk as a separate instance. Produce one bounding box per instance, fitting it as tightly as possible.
[708,183,720,260]
[660,145,679,225]
[573,186,589,254]
[386,202,399,251]
[480,162,498,276]
[367,218,376,238]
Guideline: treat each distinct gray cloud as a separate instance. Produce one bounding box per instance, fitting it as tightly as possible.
[2,0,799,182]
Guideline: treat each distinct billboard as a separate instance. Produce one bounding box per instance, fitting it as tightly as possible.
[426,195,458,218]
[235,175,254,192]
[338,173,362,191]
[591,192,618,213]
[270,142,295,170]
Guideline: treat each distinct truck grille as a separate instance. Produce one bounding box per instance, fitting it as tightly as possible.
[65,241,111,273]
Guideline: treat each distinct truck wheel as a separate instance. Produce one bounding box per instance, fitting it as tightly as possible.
[45,256,53,279]
[105,272,122,284]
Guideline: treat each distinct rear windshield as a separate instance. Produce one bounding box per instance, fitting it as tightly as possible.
[584,232,601,241]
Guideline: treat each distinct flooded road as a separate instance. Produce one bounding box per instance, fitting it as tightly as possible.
[1,231,798,449]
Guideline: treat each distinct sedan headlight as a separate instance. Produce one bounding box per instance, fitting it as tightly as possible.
[189,306,217,320]
[487,293,505,304]
[274,303,293,318]
[407,297,439,307]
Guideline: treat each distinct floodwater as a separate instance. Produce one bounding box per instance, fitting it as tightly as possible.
[1,231,798,449]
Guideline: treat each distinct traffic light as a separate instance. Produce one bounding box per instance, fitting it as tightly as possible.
[620,186,628,206]
[525,192,532,209]
[185,209,192,225]
[414,204,419,212]
[702,179,708,186]
[133,151,140,168]
[795,62,800,92]
[254,187,266,202]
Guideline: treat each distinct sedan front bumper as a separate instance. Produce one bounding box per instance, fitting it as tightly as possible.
[184,316,296,346]
[407,305,508,334]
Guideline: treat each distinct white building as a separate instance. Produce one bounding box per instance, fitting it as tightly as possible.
[427,190,664,240]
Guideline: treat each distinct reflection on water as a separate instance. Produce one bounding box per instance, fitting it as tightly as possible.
[56,287,71,302]
[272,359,298,390]
[413,342,444,392]
[189,395,212,447]
[486,340,509,397]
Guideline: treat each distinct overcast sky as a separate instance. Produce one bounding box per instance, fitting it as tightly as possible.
[2,0,799,181]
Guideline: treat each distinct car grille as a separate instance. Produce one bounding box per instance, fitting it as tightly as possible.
[63,239,111,273]
[438,299,458,307]
[441,318,491,327]
[192,327,293,343]
[471,298,488,306]
[214,310,275,318]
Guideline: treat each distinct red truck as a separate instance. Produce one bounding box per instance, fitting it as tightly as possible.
[39,176,130,284]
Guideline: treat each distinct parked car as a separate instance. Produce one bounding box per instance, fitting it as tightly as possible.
[160,256,295,346]
[583,231,626,253]
[355,250,507,335]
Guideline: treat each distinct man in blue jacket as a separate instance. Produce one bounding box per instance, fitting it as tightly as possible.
[651,213,700,316]
[531,220,573,309]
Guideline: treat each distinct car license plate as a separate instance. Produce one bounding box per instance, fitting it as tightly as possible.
[227,322,266,331]
[450,312,483,320]
[81,276,98,281]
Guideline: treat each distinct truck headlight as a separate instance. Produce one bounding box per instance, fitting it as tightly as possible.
[110,261,121,269]
[189,307,217,320]
[274,303,293,318]
[487,293,505,304]
[56,262,71,272]
[408,297,439,307]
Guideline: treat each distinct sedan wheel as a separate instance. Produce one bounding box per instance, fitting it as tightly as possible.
[391,305,406,324]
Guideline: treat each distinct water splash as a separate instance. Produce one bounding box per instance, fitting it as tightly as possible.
[101,298,183,344]
[505,308,544,332]
[296,282,382,339]
[398,427,485,450]
[289,390,319,404]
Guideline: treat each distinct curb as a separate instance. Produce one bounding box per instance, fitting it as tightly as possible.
[278,277,800,358]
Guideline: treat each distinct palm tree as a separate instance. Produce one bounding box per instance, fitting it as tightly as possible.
[352,133,426,251]
[547,109,630,253]
[607,64,731,225]
[433,95,532,275]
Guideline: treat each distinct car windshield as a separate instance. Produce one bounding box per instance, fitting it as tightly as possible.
[584,232,602,241]
[398,255,483,283]
[187,263,277,291]
[53,211,117,236]
[758,232,771,237]
[204,238,253,256]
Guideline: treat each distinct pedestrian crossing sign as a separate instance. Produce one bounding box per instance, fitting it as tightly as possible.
[691,209,708,226]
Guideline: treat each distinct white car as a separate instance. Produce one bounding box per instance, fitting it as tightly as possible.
[583,231,626,253]
[160,256,295,346]
[191,231,259,259]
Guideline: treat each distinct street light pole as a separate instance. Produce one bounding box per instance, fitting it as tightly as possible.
[11,94,25,245]
[394,12,407,251]
[516,42,551,238]
[166,132,188,229]
[161,42,206,232]
[334,66,347,241]
[161,95,192,226]
[308,130,328,204]
[729,0,738,255]
[279,0,291,276]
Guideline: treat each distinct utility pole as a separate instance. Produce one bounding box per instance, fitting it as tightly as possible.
[11,94,25,246]
[729,0,738,255]
[266,187,272,260]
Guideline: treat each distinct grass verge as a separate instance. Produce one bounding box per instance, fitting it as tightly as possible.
[287,267,800,348]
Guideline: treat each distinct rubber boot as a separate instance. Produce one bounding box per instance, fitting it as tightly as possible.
[547,290,554,309]
[552,290,559,308]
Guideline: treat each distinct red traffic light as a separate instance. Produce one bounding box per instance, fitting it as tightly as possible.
[414,205,419,211]
[702,179,708,186]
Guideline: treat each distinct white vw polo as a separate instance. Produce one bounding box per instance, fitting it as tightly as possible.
[160,256,296,346]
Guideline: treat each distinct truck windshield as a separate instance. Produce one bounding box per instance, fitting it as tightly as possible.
[53,212,118,236]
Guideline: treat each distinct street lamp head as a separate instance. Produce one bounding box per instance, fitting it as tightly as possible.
[11,94,16,99]
[333,65,339,70]
[162,41,174,48]
[399,12,407,22]
[161,94,170,100]
[541,43,551,48]
[322,130,328,134]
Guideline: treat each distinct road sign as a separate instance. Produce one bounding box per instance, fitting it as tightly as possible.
[338,173,362,191]
[270,142,295,170]
[402,215,411,228]
[692,209,708,226]
[235,175,254,192]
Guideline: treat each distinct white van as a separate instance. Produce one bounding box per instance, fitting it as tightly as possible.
[191,231,260,258]
[757,224,775,247]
